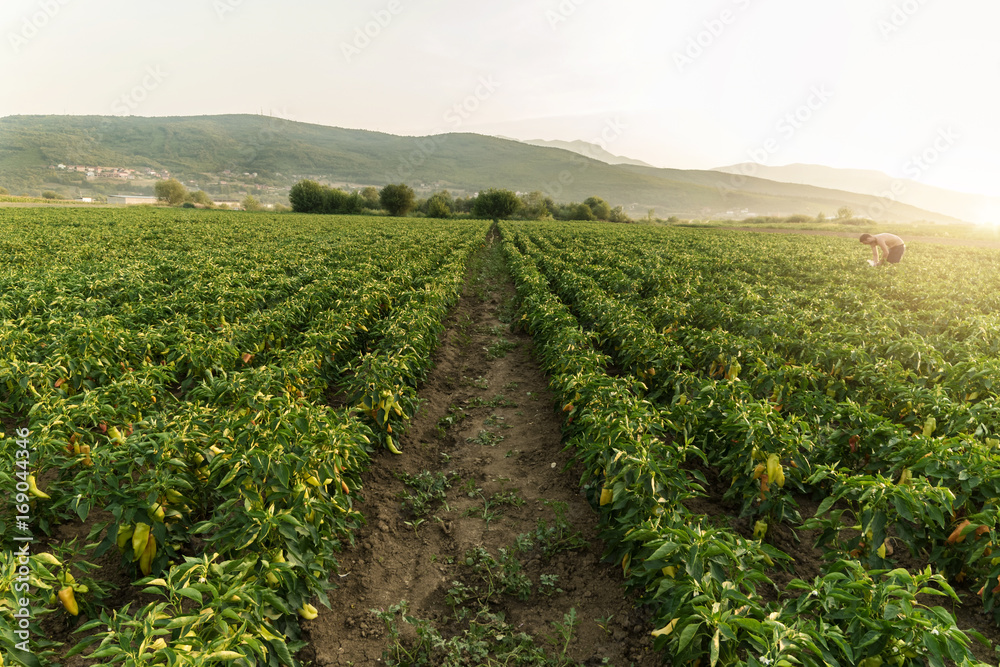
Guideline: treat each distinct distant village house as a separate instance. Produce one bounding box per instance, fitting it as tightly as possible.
[107,195,159,205]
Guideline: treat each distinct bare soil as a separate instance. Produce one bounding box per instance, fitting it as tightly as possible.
[299,238,660,666]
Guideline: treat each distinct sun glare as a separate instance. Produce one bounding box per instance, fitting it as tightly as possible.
[975,203,1000,229]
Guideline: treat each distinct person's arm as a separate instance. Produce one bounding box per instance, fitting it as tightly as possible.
[875,238,890,265]
[870,243,880,264]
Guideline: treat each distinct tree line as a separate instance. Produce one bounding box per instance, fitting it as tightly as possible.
[289,180,632,222]
[154,178,275,211]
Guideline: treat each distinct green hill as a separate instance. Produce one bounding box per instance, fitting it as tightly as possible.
[0,114,963,222]
[714,162,1000,225]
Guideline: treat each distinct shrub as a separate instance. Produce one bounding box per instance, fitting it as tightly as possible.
[380,184,416,217]
[289,180,326,213]
[472,189,521,221]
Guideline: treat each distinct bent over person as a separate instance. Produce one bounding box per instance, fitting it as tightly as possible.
[860,232,905,266]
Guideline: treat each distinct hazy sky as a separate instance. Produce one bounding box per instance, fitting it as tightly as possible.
[3,0,999,197]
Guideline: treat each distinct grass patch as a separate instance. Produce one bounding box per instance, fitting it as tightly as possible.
[485,337,517,359]
[519,501,589,560]
[469,394,518,408]
[374,601,600,667]
[467,429,505,447]
[436,405,468,439]
[396,470,459,518]
[461,375,490,390]
[373,497,608,666]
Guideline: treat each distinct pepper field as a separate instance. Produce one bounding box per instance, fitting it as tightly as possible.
[2,209,1000,666]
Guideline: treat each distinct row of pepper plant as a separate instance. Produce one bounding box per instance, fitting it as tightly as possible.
[500,220,997,666]
[521,225,1000,591]
[0,208,490,665]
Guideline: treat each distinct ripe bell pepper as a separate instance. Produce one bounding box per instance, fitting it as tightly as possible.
[57,586,79,616]
[132,522,151,560]
[116,524,134,551]
[139,535,157,575]
[27,475,50,499]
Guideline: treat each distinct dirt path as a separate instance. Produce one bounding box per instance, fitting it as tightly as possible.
[301,234,658,666]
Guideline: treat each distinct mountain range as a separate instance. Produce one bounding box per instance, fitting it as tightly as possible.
[515,138,655,168]
[0,114,973,223]
[713,163,999,225]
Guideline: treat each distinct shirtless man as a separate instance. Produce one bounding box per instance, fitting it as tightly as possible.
[860,233,905,266]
